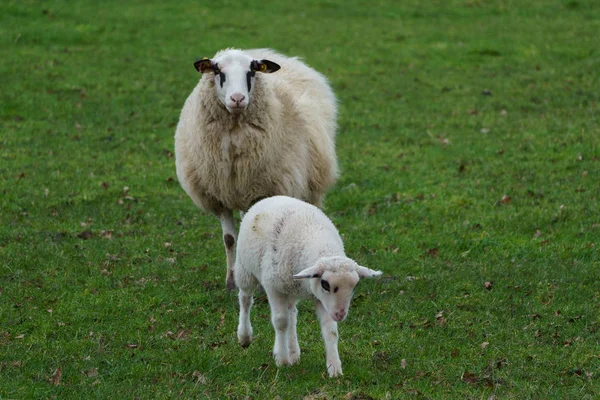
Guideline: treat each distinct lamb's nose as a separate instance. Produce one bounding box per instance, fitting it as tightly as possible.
[230,94,246,105]
[336,310,346,320]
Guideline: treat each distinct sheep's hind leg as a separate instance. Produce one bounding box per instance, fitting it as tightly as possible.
[287,301,301,364]
[315,300,342,377]
[218,210,237,290]
[237,288,254,347]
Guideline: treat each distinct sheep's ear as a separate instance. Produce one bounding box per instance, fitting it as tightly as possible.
[251,59,281,74]
[293,264,324,280]
[355,265,383,278]
[194,57,214,73]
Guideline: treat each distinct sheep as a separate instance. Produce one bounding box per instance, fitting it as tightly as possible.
[234,196,382,377]
[174,48,338,290]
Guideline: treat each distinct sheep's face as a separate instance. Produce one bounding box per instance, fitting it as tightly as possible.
[293,257,383,322]
[194,51,280,115]
[317,269,359,322]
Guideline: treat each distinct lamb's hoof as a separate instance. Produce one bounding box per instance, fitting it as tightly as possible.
[226,274,237,291]
[274,353,291,367]
[288,352,300,365]
[238,336,252,348]
[327,364,343,378]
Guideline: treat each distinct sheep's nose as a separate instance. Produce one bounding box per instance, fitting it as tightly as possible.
[230,94,246,105]
[335,309,346,321]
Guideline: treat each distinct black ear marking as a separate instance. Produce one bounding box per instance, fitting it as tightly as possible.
[321,279,330,292]
[251,59,281,74]
[194,57,214,73]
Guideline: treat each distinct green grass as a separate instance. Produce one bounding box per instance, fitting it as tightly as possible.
[1,0,599,398]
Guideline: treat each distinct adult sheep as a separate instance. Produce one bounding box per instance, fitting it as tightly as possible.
[174,48,338,289]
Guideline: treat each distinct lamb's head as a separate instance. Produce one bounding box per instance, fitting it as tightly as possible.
[293,256,382,322]
[194,50,280,115]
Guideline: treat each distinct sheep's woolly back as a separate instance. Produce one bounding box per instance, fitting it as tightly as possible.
[175,48,338,214]
[234,196,346,298]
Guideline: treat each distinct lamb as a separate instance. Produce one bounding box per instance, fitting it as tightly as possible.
[174,48,338,290]
[234,196,382,377]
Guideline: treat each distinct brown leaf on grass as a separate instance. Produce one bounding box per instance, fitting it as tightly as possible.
[49,367,62,385]
[461,371,479,384]
[484,281,493,290]
[176,329,191,340]
[192,370,207,384]
[481,341,489,349]
[401,359,407,369]
[427,248,439,258]
[85,367,98,378]
[15,334,25,339]
[500,195,511,204]
[101,230,113,239]
[77,231,93,240]
[125,344,139,348]
[435,311,446,326]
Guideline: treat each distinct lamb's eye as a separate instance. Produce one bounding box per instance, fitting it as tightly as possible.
[334,286,339,293]
[321,279,330,292]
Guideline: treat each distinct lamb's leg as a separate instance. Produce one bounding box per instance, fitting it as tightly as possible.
[315,299,342,377]
[287,302,301,364]
[218,210,237,290]
[237,289,254,347]
[269,292,291,366]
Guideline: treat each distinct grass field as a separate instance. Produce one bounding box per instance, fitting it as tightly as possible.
[1,0,599,398]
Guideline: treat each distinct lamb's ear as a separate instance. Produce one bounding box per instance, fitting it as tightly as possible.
[194,57,214,73]
[293,264,324,280]
[251,59,281,73]
[355,265,383,278]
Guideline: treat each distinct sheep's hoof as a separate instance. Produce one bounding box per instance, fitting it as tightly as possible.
[238,336,252,348]
[327,364,343,378]
[274,353,291,367]
[288,352,300,365]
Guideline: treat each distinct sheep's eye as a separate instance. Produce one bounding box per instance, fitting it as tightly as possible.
[334,287,339,293]
[215,69,225,88]
[321,279,330,292]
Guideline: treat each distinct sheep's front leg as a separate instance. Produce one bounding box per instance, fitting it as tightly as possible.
[269,293,291,366]
[287,302,301,364]
[315,300,342,377]
[237,289,254,347]
[218,211,237,290]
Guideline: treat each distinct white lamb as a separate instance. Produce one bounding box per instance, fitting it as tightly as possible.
[174,48,338,290]
[234,196,382,377]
